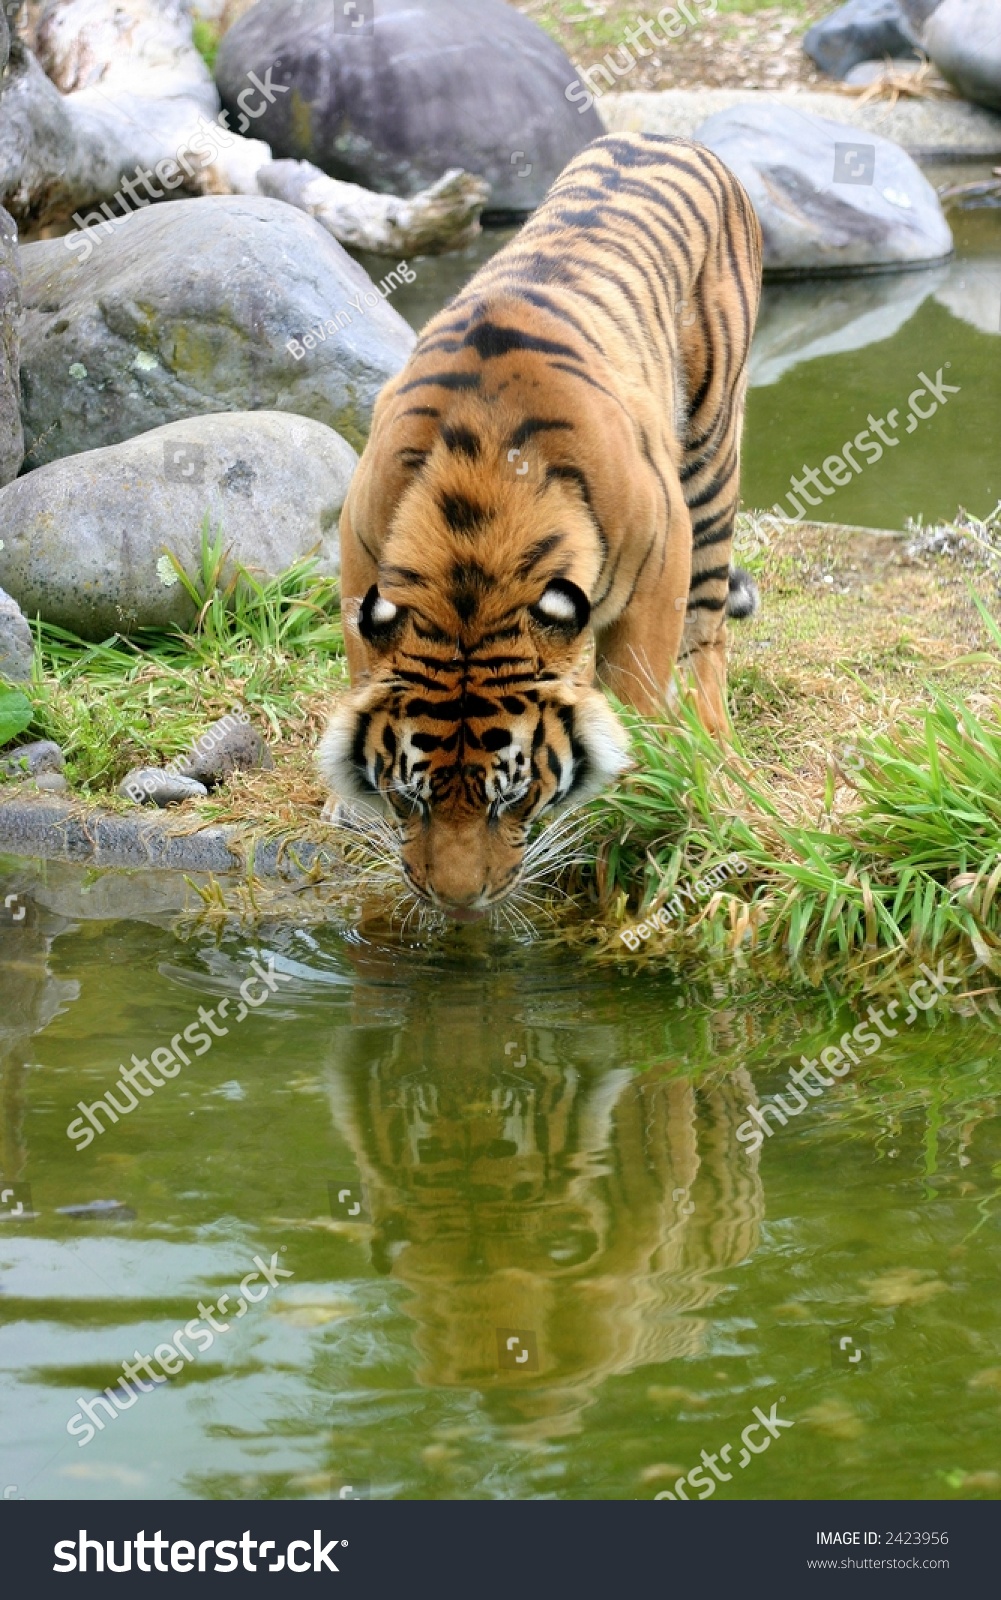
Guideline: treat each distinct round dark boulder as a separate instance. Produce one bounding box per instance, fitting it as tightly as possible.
[803,0,920,81]
[214,0,603,214]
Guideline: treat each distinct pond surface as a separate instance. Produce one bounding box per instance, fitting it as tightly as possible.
[356,169,1001,531]
[2,865,999,1501]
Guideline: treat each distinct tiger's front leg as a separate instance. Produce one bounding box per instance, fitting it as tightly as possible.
[679,605,731,736]
[595,512,692,718]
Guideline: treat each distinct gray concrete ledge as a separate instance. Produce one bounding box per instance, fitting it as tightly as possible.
[0,795,343,879]
[600,90,1001,162]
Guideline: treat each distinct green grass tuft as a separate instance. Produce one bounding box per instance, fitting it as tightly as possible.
[586,634,1001,977]
[191,16,222,71]
[8,524,345,794]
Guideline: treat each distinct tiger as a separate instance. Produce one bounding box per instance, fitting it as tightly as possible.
[319,131,763,919]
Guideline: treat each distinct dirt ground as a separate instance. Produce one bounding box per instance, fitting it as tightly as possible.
[512,0,835,93]
[727,515,1001,783]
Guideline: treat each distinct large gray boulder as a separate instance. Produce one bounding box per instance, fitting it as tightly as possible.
[921,0,1001,112]
[0,205,24,485]
[695,104,953,275]
[214,0,603,214]
[0,583,34,681]
[803,0,920,80]
[0,411,357,638]
[18,193,415,465]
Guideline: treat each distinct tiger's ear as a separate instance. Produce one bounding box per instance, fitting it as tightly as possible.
[529,579,591,639]
[358,585,407,652]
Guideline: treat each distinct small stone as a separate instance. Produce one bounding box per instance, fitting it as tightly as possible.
[178,715,272,787]
[118,768,208,806]
[32,771,69,793]
[0,740,64,778]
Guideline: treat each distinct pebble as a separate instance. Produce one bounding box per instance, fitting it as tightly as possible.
[178,716,272,787]
[118,768,208,806]
[0,740,65,778]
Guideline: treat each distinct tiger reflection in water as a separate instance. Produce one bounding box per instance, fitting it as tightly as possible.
[323,968,764,1438]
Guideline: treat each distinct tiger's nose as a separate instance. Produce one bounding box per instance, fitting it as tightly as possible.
[430,881,488,921]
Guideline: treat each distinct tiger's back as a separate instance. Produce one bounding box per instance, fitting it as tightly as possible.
[321,133,762,917]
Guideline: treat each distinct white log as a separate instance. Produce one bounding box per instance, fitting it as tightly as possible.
[33,0,216,109]
[0,35,253,228]
[254,160,489,256]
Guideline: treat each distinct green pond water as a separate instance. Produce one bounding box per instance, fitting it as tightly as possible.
[356,172,1001,532]
[1,866,999,1501]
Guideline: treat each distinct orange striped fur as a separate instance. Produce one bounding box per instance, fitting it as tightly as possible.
[320,133,762,917]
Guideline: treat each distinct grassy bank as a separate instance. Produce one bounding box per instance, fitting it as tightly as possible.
[2,510,1001,988]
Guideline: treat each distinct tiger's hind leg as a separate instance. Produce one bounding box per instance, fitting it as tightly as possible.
[676,177,762,735]
[677,474,741,737]
[678,370,757,735]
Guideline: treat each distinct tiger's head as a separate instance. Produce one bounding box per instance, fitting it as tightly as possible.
[319,576,630,918]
